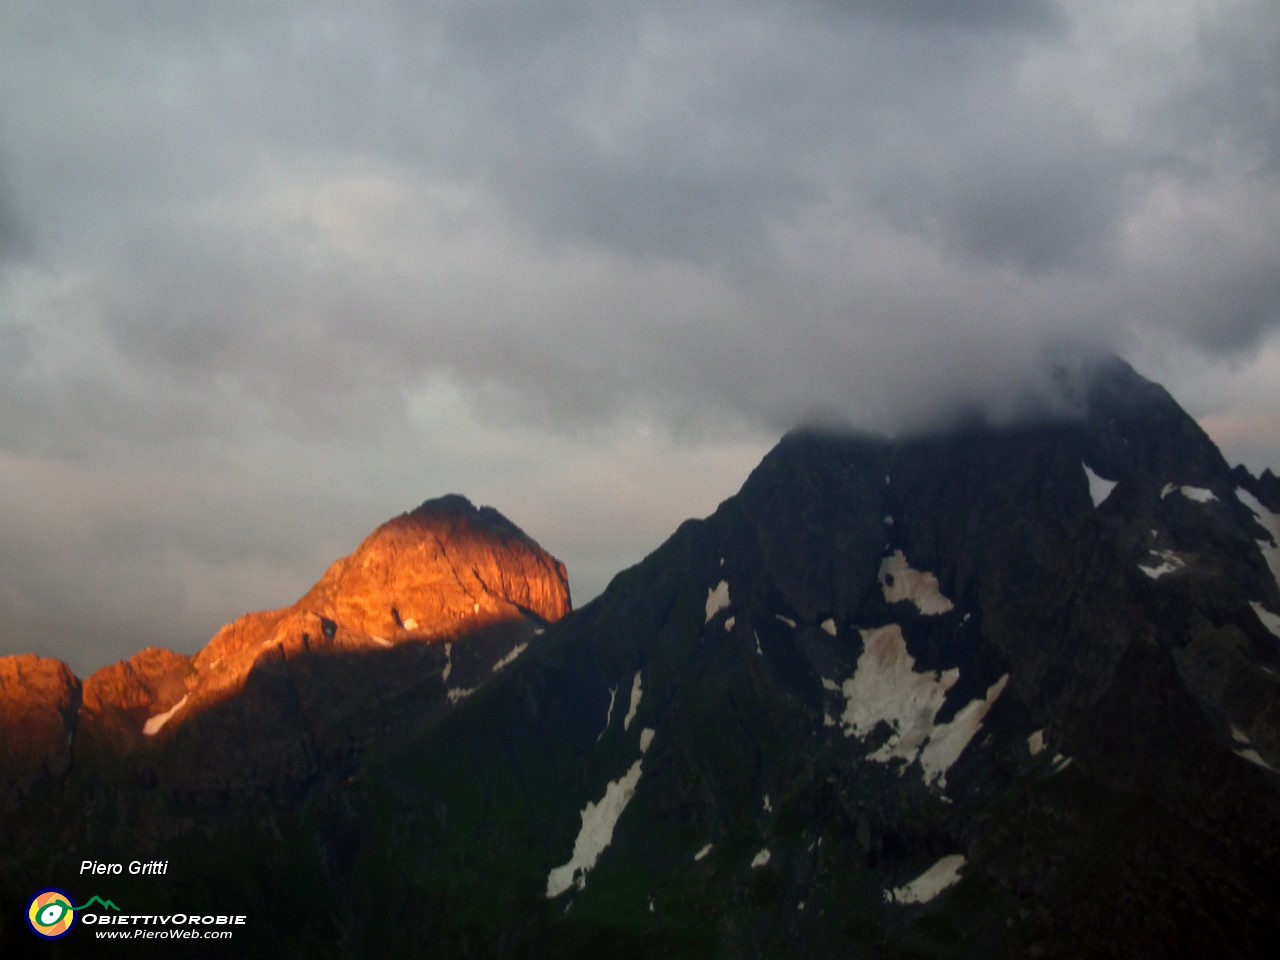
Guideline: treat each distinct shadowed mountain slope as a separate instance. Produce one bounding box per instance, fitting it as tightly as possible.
[3,358,1278,958]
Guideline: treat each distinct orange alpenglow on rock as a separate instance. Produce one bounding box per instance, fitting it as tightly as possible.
[0,495,570,802]
[191,494,570,699]
[0,655,81,805]
[79,647,193,750]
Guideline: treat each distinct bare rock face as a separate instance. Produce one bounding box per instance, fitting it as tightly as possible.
[0,495,570,803]
[78,648,193,753]
[192,494,570,684]
[303,494,571,633]
[0,655,80,807]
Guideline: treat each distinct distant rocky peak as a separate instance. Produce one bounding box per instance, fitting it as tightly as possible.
[0,496,570,803]
[302,493,570,635]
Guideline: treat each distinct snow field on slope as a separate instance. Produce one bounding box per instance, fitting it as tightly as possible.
[705,580,731,623]
[837,624,1007,788]
[545,725,657,898]
[885,855,967,905]
[1237,488,1280,589]
[878,551,954,615]
[623,670,642,731]
[142,694,189,736]
[1083,462,1117,507]
[1139,549,1185,579]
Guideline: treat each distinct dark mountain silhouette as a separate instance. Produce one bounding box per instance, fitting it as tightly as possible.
[2,357,1278,958]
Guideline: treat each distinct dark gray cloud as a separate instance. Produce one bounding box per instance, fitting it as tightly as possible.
[1,0,1279,673]
[1186,0,1280,175]
[820,0,1068,34]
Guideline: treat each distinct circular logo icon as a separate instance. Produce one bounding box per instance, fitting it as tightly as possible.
[27,890,76,940]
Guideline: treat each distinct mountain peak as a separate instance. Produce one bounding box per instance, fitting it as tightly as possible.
[0,496,570,806]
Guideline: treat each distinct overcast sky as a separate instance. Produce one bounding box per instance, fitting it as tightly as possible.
[2,0,1279,675]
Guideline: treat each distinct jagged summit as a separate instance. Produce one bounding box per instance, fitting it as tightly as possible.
[0,496,569,807]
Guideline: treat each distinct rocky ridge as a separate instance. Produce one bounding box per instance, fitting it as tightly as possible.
[0,495,570,808]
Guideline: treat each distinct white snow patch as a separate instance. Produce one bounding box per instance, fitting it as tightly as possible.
[823,712,837,728]
[1139,550,1185,579]
[841,625,957,757]
[821,677,841,692]
[447,687,476,704]
[1230,726,1278,771]
[884,515,894,525]
[623,671,643,731]
[820,618,837,636]
[142,694,189,736]
[1179,486,1217,503]
[751,849,771,868]
[694,843,713,862]
[1238,488,1280,589]
[1082,462,1117,507]
[441,642,453,682]
[1161,482,1176,499]
[1027,729,1046,757]
[839,624,957,746]
[763,794,772,813]
[1250,602,1280,639]
[918,675,1009,788]
[1052,753,1073,773]
[639,727,655,754]
[838,625,1006,787]
[648,897,654,914]
[491,642,528,672]
[775,614,796,628]
[546,758,645,898]
[598,685,618,742]
[725,616,736,632]
[798,901,805,912]
[402,616,418,630]
[1236,747,1276,771]
[879,552,954,615]
[885,474,891,485]
[885,854,966,905]
[705,580,731,623]
[755,632,763,657]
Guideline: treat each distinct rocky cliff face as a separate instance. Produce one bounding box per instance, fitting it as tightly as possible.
[0,495,569,810]
[0,656,80,807]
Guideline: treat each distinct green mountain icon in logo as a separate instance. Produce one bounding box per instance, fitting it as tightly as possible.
[74,896,121,912]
